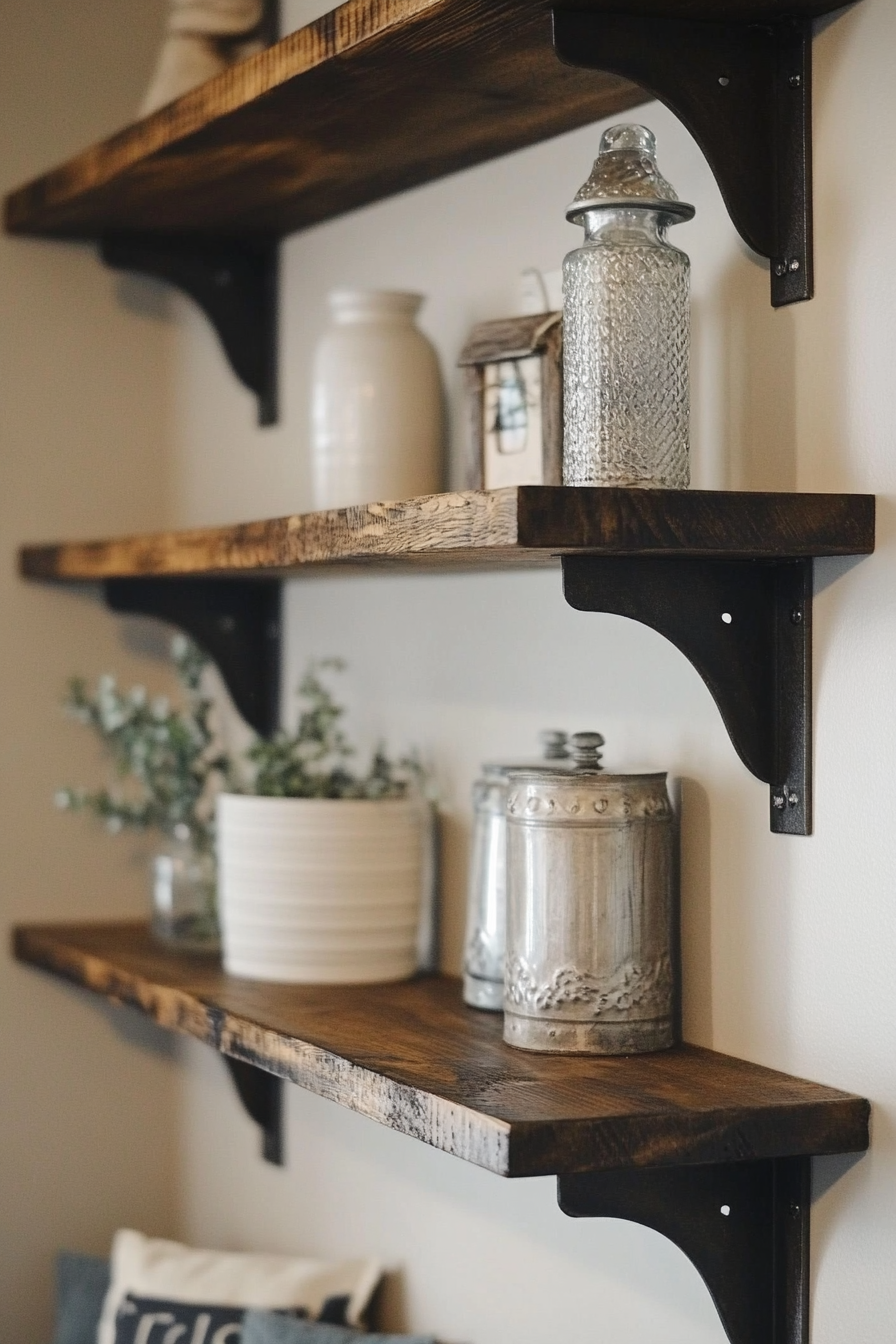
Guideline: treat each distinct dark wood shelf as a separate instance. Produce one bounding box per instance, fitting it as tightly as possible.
[17,486,876,830]
[2,0,854,243]
[13,920,869,1178]
[3,0,638,240]
[0,0,836,242]
[18,487,876,582]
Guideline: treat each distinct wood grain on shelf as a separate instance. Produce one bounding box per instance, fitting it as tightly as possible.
[4,0,846,241]
[18,488,875,582]
[13,921,870,1177]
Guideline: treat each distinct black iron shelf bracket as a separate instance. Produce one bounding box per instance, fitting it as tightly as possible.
[99,0,281,423]
[224,1056,285,1165]
[552,9,812,307]
[105,577,282,737]
[104,568,285,1159]
[562,556,813,834]
[101,235,279,425]
[558,1157,810,1344]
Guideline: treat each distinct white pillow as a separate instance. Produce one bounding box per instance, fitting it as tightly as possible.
[97,1230,381,1344]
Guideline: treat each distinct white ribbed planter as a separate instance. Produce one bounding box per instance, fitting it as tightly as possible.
[217,794,429,983]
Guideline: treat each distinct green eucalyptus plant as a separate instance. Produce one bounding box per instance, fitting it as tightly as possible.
[55,634,231,854]
[245,658,420,800]
[57,648,419,840]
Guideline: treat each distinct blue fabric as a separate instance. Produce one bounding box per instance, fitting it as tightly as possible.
[242,1312,436,1344]
[52,1252,111,1344]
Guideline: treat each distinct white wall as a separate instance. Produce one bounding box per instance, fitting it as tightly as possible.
[5,0,896,1340]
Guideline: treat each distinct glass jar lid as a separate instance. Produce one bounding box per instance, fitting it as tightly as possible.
[566,124,695,226]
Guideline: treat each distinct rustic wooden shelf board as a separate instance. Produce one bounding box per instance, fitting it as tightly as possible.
[13,921,870,1178]
[3,0,854,242]
[4,0,641,240]
[18,487,876,582]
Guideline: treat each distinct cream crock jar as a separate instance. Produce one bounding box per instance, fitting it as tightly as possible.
[310,289,443,510]
[503,732,678,1055]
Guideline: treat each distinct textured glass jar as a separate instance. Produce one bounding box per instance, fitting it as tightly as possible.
[503,732,678,1055]
[151,831,219,954]
[562,125,694,490]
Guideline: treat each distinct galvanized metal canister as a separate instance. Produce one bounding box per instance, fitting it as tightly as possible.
[503,732,677,1054]
[463,732,569,1010]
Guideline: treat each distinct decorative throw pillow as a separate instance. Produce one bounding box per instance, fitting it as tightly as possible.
[52,1252,111,1344]
[242,1312,437,1344]
[97,1231,381,1344]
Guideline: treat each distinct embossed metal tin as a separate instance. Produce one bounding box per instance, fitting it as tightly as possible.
[503,740,677,1054]
[463,732,569,1011]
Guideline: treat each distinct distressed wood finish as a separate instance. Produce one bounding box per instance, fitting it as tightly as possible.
[18,488,875,582]
[4,0,851,242]
[13,922,869,1177]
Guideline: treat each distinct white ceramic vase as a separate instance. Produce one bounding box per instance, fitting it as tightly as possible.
[310,290,443,510]
[217,793,432,983]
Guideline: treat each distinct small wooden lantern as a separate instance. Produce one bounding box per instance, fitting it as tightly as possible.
[458,312,562,490]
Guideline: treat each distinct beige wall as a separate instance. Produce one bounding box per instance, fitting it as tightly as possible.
[0,3,179,1339]
[4,1,896,1341]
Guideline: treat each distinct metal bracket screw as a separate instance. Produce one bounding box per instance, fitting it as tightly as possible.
[789,73,802,87]
[775,257,802,275]
[790,608,803,625]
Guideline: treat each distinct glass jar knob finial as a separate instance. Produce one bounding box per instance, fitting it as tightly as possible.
[601,124,655,153]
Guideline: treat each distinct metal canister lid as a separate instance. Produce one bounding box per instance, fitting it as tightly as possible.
[505,731,671,823]
[505,730,605,780]
[481,729,572,780]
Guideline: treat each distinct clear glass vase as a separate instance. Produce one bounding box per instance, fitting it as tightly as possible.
[562,124,694,490]
[151,834,219,955]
